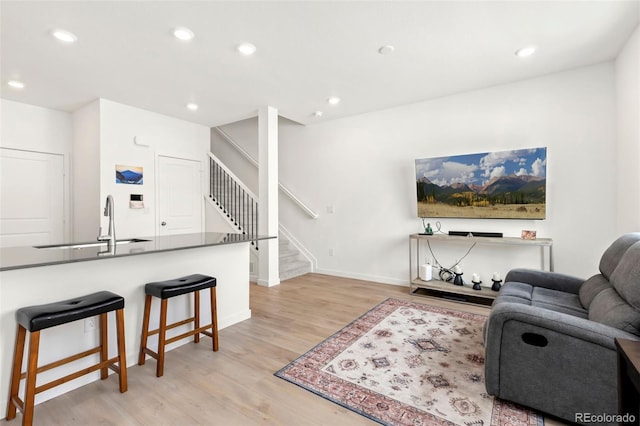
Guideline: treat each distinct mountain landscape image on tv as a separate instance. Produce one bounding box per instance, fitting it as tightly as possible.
[415,147,547,219]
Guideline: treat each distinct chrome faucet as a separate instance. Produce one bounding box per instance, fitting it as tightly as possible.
[97,195,116,250]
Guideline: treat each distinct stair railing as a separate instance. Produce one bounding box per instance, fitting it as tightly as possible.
[209,152,258,248]
[213,127,319,219]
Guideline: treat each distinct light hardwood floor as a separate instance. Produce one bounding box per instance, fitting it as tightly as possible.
[13,274,562,425]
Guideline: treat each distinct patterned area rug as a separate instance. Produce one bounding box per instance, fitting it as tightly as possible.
[275,298,542,426]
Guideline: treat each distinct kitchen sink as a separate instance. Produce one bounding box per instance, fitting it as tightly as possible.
[34,239,151,250]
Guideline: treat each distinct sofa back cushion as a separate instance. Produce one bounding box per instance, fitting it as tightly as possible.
[579,274,611,309]
[599,233,640,278]
[588,288,640,336]
[588,241,640,336]
[610,241,640,309]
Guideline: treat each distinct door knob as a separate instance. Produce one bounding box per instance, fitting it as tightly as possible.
[161,221,167,226]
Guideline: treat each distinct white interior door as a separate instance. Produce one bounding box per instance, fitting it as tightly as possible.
[0,148,64,247]
[158,155,203,235]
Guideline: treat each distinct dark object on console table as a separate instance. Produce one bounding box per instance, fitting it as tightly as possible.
[491,279,502,291]
[484,233,640,424]
[449,231,503,238]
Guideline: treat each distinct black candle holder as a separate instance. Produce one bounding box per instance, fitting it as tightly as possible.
[453,272,464,286]
[472,280,482,291]
[491,279,502,292]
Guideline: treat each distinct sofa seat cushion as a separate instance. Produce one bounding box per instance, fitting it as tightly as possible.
[495,282,588,319]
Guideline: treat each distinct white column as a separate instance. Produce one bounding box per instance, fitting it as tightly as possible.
[257,106,280,287]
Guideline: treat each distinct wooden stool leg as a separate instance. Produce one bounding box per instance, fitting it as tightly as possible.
[115,308,128,393]
[210,287,219,352]
[99,313,108,379]
[22,330,41,426]
[156,299,168,377]
[194,290,200,344]
[6,324,26,420]
[138,294,152,365]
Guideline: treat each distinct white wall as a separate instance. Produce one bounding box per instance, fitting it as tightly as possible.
[0,99,72,241]
[72,100,101,241]
[2,98,213,241]
[211,127,259,193]
[98,99,211,239]
[0,100,72,153]
[214,63,618,282]
[615,25,640,234]
[205,196,239,233]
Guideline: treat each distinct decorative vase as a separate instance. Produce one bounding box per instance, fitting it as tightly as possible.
[491,279,502,291]
[425,223,433,235]
[472,280,482,291]
[453,272,464,286]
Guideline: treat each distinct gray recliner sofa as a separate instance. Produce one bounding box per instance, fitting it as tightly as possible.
[484,232,640,424]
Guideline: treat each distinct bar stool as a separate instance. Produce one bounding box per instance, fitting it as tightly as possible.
[138,274,218,377]
[6,291,127,426]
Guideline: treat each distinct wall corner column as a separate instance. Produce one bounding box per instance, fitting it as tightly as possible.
[257,106,280,287]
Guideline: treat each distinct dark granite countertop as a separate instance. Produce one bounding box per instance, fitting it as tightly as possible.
[0,232,275,271]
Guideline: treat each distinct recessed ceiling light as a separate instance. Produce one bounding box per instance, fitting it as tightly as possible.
[515,45,537,58]
[173,27,195,41]
[237,42,257,56]
[313,111,323,118]
[51,29,77,43]
[378,45,395,55]
[327,97,341,106]
[186,103,199,111]
[7,80,25,89]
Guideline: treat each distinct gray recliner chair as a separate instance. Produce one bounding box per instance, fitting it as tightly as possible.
[484,233,640,424]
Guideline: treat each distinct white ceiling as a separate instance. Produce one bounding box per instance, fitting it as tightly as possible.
[1,1,638,127]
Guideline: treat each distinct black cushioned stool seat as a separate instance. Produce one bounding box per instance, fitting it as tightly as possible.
[6,291,127,426]
[145,274,216,299]
[16,291,125,332]
[138,274,218,377]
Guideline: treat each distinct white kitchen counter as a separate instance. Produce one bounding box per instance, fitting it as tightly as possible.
[0,232,273,417]
[0,232,271,271]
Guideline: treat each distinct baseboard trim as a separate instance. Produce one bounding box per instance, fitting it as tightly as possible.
[257,278,281,287]
[314,268,407,286]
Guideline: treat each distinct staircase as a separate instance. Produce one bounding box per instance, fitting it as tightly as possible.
[279,232,312,281]
[209,153,258,248]
[209,152,312,281]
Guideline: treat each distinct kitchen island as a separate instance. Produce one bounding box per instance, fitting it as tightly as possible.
[0,232,273,416]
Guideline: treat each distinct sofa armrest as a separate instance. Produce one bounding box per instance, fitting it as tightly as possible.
[504,268,584,294]
[485,302,637,354]
[484,302,639,422]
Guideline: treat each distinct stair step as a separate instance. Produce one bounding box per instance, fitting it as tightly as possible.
[280,248,299,260]
[284,257,307,267]
[280,261,311,281]
[280,257,308,271]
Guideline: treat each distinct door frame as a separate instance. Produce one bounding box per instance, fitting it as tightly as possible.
[155,153,205,236]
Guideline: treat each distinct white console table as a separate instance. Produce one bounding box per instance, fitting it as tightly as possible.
[409,233,553,305]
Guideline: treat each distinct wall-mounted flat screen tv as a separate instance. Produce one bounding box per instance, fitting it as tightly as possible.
[415,147,547,219]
